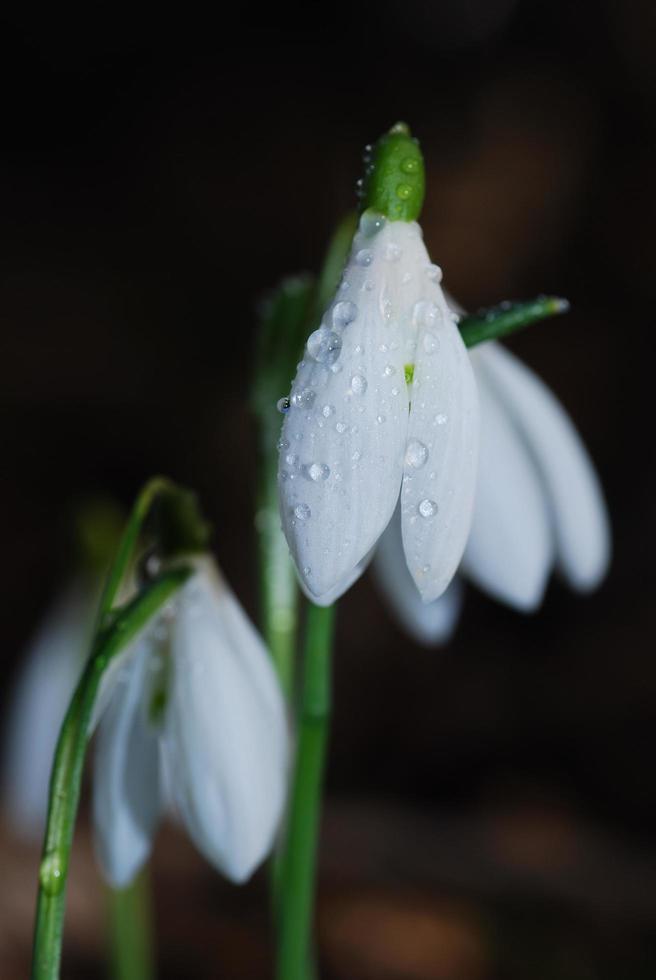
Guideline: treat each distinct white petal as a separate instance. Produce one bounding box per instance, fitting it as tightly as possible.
[477,342,610,591]
[1,581,92,836]
[373,505,464,645]
[460,352,554,610]
[401,291,479,601]
[278,218,416,600]
[297,547,374,607]
[93,640,162,888]
[162,564,289,883]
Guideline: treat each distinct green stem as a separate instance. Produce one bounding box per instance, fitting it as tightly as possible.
[276,603,335,980]
[31,568,191,980]
[107,870,155,980]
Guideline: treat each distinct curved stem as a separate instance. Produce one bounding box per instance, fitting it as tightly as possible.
[276,603,335,980]
[31,569,190,980]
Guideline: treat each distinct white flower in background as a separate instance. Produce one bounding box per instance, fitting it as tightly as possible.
[92,558,289,887]
[278,213,479,606]
[2,581,94,834]
[373,340,610,644]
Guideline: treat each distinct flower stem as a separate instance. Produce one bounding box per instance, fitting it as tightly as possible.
[107,870,155,980]
[30,568,191,980]
[276,602,335,980]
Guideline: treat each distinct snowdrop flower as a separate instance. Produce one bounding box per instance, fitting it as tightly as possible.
[373,339,610,644]
[277,124,479,606]
[2,581,94,834]
[92,558,289,887]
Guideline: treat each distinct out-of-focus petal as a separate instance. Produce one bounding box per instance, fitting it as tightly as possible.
[92,640,162,888]
[2,581,92,835]
[162,564,289,883]
[461,351,554,610]
[277,217,415,601]
[477,342,610,591]
[401,296,479,602]
[373,505,464,645]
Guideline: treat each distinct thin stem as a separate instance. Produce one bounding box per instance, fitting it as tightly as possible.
[276,603,335,980]
[31,568,190,980]
[107,870,155,980]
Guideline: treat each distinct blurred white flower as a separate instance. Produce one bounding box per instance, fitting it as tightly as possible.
[92,558,290,888]
[278,213,479,606]
[2,580,94,835]
[373,340,610,644]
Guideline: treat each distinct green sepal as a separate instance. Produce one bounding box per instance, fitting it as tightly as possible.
[147,483,212,559]
[459,296,570,349]
[360,122,425,222]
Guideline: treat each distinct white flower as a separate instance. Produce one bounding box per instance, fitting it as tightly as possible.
[92,559,290,887]
[2,581,93,835]
[373,340,610,644]
[278,214,479,606]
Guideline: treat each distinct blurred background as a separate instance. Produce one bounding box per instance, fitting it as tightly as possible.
[1,2,655,977]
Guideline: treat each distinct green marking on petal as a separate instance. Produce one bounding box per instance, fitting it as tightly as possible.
[360,122,425,222]
[404,363,415,385]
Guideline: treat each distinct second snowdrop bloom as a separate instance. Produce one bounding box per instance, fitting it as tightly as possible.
[278,125,479,605]
[92,558,289,887]
[373,339,610,644]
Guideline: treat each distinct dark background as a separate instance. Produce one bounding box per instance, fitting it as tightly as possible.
[1,3,655,977]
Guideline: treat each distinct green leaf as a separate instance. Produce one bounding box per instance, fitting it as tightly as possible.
[459,296,570,349]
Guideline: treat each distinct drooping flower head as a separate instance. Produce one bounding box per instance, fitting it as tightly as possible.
[278,123,479,606]
[92,557,290,887]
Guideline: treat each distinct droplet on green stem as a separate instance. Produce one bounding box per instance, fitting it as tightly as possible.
[39,850,67,896]
[360,122,425,222]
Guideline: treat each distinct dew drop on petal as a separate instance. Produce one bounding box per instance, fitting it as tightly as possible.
[413,300,440,329]
[294,503,311,521]
[351,374,367,395]
[332,300,358,329]
[384,243,402,262]
[360,211,386,237]
[277,437,290,451]
[405,440,428,468]
[322,404,335,418]
[355,249,373,266]
[418,498,438,518]
[422,332,440,355]
[307,328,342,365]
[277,396,290,413]
[383,364,395,376]
[425,264,443,282]
[308,462,330,482]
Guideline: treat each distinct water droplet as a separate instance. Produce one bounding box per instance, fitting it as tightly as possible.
[426,264,442,282]
[340,279,350,291]
[307,327,342,365]
[294,503,311,521]
[402,272,413,284]
[355,248,373,266]
[391,386,399,396]
[291,388,316,409]
[384,242,402,262]
[376,414,386,424]
[277,396,290,413]
[40,850,66,896]
[363,280,374,291]
[418,498,438,518]
[413,300,440,329]
[303,565,311,576]
[322,404,335,418]
[332,300,357,329]
[422,332,440,355]
[406,440,428,468]
[401,156,419,174]
[360,211,386,237]
[352,450,362,462]
[277,437,290,451]
[383,364,395,377]
[335,421,347,433]
[285,453,299,467]
[396,183,413,200]
[308,462,330,482]
[350,374,367,395]
[435,413,448,425]
[354,344,364,354]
